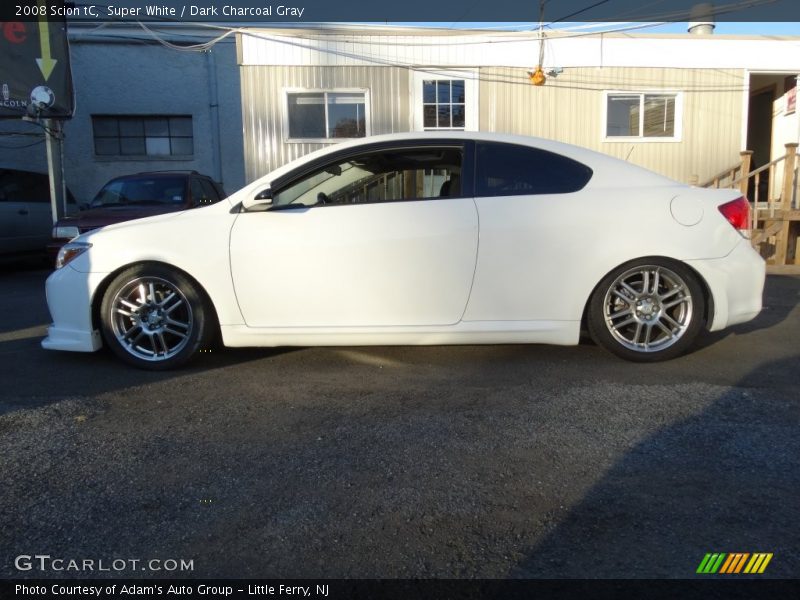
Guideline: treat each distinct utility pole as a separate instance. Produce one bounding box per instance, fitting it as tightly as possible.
[1,4,74,221]
[43,118,66,222]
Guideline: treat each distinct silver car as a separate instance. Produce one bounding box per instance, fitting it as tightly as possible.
[0,168,77,257]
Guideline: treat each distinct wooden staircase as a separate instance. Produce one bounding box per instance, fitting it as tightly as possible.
[702,143,800,274]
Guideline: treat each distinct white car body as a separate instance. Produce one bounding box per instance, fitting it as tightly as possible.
[42,132,764,363]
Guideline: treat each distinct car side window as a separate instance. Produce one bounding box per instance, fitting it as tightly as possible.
[213,182,227,199]
[190,179,207,206]
[28,175,52,203]
[0,171,49,202]
[199,179,221,204]
[476,142,592,197]
[272,146,463,207]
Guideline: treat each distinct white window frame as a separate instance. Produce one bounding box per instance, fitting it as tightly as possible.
[284,88,371,144]
[602,91,683,143]
[411,70,479,132]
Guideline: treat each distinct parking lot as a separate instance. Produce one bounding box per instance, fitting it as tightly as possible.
[1,264,798,579]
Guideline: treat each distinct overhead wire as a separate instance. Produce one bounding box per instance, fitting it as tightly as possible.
[0,139,46,149]
[68,0,785,50]
[52,0,783,99]
[69,21,756,92]
[548,0,612,25]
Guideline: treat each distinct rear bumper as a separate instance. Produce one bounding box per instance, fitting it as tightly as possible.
[686,239,766,332]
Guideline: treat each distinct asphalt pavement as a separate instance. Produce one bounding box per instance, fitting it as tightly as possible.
[0,264,798,579]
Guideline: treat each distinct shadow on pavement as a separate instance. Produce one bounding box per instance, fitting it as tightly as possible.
[510,354,800,579]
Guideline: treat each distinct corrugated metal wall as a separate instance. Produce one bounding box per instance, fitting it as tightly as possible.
[480,66,745,183]
[241,65,745,185]
[240,66,409,182]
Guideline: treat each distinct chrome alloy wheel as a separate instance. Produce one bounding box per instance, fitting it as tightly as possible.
[602,265,693,353]
[109,277,193,362]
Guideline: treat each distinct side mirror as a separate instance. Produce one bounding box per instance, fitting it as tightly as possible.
[243,187,273,210]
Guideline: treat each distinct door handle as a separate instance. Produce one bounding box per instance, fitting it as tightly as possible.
[17,209,28,215]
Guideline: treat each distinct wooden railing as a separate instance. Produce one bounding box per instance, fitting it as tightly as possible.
[700,150,753,193]
[702,143,797,206]
[702,143,799,270]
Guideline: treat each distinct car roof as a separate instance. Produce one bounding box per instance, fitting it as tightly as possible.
[0,167,49,177]
[249,131,679,192]
[104,172,201,185]
[132,171,200,177]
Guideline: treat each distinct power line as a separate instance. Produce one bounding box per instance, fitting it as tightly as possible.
[0,139,45,149]
[76,21,772,95]
[0,132,46,137]
[69,0,786,52]
[549,0,611,25]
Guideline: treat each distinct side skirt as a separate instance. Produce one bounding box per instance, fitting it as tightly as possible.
[219,320,581,348]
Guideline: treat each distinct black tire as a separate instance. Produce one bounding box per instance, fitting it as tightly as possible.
[587,258,706,362]
[100,264,214,370]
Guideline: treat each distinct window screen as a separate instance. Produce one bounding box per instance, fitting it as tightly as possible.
[287,92,367,140]
[606,93,677,138]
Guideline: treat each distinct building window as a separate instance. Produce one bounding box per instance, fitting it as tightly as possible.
[286,91,368,141]
[422,80,466,130]
[92,116,194,156]
[605,93,680,140]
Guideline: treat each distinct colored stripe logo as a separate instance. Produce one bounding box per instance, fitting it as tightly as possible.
[697,553,773,574]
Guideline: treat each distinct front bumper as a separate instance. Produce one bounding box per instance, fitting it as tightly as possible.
[41,266,106,352]
[686,238,766,332]
[41,325,102,352]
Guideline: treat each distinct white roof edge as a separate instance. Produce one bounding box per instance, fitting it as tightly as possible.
[245,131,677,190]
[238,28,800,70]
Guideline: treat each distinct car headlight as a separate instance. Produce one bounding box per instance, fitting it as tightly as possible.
[55,242,92,270]
[53,225,80,240]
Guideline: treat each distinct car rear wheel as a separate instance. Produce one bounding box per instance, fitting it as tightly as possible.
[587,259,705,362]
[100,264,213,370]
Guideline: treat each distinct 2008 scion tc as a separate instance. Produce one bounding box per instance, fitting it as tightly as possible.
[42,133,765,370]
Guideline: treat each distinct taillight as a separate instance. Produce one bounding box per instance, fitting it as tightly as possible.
[718,197,750,232]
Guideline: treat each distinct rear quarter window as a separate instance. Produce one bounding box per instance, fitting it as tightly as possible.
[199,179,222,203]
[476,142,592,197]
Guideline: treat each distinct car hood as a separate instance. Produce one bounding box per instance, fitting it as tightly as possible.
[60,204,185,230]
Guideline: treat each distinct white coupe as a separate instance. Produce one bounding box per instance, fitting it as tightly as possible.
[42,133,765,369]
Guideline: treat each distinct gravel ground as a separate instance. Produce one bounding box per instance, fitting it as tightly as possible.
[0,266,798,579]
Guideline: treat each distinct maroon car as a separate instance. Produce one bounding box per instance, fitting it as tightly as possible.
[49,171,226,259]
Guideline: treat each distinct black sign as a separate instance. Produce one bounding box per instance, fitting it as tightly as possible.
[0,2,73,119]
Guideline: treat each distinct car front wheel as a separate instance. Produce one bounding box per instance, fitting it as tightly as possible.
[587,259,706,362]
[100,264,214,370]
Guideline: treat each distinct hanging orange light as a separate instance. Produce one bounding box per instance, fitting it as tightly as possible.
[531,0,547,86]
[529,66,546,86]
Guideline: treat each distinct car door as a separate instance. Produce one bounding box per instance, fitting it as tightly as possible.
[229,141,479,328]
[0,170,37,253]
[25,172,58,249]
[463,141,594,322]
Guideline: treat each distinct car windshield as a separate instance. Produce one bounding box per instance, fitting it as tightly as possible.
[91,177,185,207]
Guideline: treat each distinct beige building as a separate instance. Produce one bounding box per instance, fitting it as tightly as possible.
[236,26,800,201]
